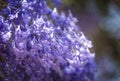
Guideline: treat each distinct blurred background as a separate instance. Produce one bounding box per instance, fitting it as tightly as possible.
[1,0,120,81]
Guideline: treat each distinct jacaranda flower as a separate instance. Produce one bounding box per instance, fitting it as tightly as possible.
[0,0,95,81]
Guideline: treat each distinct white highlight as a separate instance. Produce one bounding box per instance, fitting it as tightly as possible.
[2,31,11,41]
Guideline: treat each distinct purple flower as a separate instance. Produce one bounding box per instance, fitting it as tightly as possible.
[0,20,4,31]
[0,0,95,81]
[53,0,62,7]
[1,8,10,15]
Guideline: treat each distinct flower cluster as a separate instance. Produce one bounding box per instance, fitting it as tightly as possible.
[0,0,95,81]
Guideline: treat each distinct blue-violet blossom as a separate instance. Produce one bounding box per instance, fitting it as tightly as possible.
[0,0,95,81]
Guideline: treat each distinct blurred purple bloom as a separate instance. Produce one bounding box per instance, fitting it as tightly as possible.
[0,0,95,81]
[53,0,62,7]
[0,20,4,31]
[1,8,10,16]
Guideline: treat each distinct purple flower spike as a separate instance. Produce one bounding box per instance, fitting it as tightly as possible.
[0,0,95,81]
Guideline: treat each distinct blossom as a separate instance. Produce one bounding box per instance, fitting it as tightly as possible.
[0,0,95,81]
